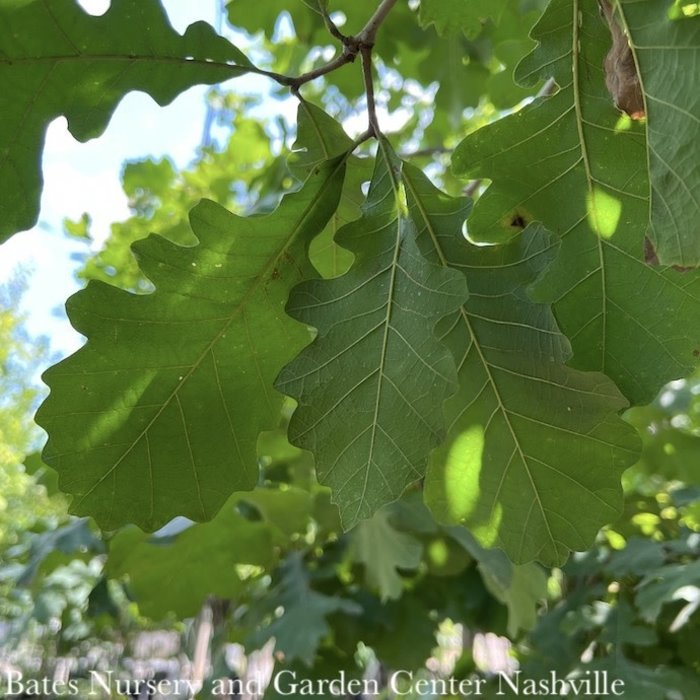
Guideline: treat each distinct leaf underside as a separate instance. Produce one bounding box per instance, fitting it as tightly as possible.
[402,165,641,566]
[453,0,700,405]
[36,160,346,531]
[0,0,252,242]
[277,141,468,529]
[621,0,700,266]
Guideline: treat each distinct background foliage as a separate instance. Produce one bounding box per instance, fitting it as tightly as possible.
[1,0,699,697]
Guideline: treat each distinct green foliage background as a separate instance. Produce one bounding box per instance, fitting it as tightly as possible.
[0,0,699,696]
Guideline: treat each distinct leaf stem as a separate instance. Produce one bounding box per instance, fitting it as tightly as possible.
[361,46,380,137]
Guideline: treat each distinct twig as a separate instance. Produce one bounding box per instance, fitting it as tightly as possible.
[256,0,401,88]
[463,180,482,197]
[289,46,358,89]
[250,0,401,139]
[357,0,400,45]
[315,0,348,44]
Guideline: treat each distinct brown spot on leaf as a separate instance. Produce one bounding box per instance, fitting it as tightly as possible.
[644,236,659,266]
[645,236,697,271]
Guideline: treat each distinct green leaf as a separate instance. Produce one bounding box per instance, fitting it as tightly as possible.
[621,1,700,266]
[276,140,468,529]
[226,0,320,42]
[291,101,369,279]
[365,594,439,669]
[22,452,59,497]
[16,519,103,588]
[636,558,700,624]
[453,0,700,405]
[448,527,547,637]
[36,160,347,531]
[238,487,313,538]
[401,165,640,565]
[448,526,513,589]
[419,0,508,38]
[481,562,548,637]
[248,552,361,666]
[349,507,423,601]
[604,537,665,577]
[0,0,254,243]
[582,658,697,700]
[417,35,490,128]
[106,501,274,619]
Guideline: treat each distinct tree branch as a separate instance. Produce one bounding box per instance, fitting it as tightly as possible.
[357,0,400,45]
[316,0,349,44]
[289,46,358,89]
[254,0,401,135]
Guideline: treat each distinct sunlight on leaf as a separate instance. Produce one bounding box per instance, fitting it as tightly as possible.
[453,0,700,404]
[37,160,347,530]
[402,165,640,565]
[586,187,622,240]
[277,140,467,529]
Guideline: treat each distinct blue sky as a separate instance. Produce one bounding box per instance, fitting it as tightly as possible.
[0,0,239,357]
[0,0,405,362]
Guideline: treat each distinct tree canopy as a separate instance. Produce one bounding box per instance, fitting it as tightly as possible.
[0,0,699,696]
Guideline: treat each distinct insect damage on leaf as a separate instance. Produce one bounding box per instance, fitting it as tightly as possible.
[500,208,532,232]
[599,0,645,119]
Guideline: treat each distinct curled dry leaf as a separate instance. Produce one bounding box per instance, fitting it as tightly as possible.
[599,0,645,119]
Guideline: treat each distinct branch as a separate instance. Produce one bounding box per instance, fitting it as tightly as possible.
[289,46,358,90]
[252,0,401,134]
[316,0,348,44]
[357,0,400,45]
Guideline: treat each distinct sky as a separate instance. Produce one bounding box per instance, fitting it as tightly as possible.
[0,0,405,364]
[0,0,248,358]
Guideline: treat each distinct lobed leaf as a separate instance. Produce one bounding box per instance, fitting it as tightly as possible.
[401,164,641,565]
[106,500,275,619]
[0,0,254,242]
[36,160,346,531]
[419,0,508,38]
[621,0,700,266]
[247,552,362,666]
[350,507,423,601]
[277,140,468,529]
[481,562,548,637]
[453,0,700,405]
[291,101,370,278]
